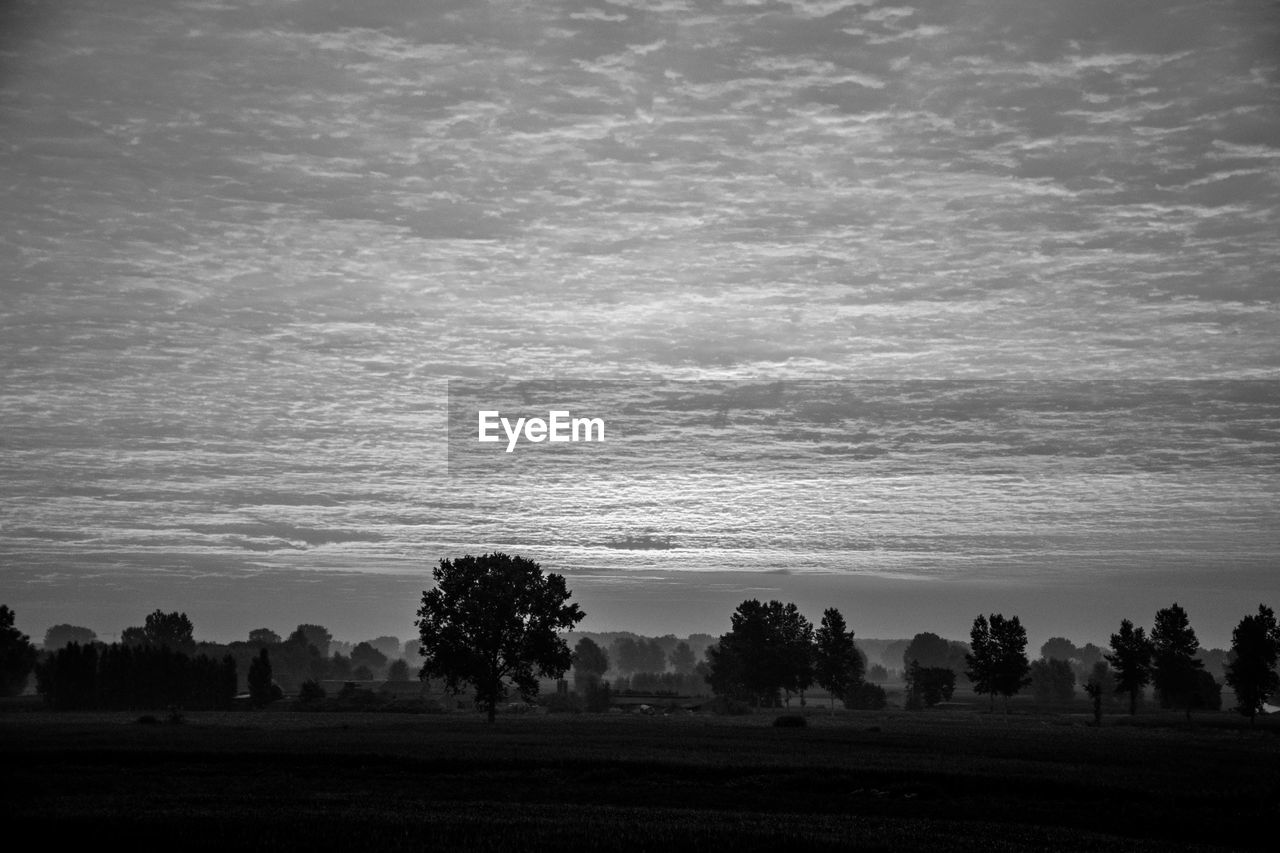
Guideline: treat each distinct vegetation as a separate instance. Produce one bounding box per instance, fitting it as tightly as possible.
[1225,604,1280,723]
[248,648,278,707]
[121,610,195,652]
[35,642,236,710]
[904,661,956,709]
[1106,619,1153,715]
[415,552,585,722]
[705,599,814,707]
[964,614,1031,711]
[1029,658,1076,705]
[9,578,1280,851]
[571,637,609,689]
[41,624,97,651]
[813,608,864,713]
[1083,661,1110,726]
[1,605,39,697]
[1150,603,1204,720]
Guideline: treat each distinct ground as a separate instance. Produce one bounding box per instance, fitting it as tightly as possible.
[4,705,1277,851]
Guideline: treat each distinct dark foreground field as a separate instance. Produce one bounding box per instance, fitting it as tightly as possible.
[4,708,1278,851]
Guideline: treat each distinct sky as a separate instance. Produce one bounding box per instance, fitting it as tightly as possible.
[1,0,1278,650]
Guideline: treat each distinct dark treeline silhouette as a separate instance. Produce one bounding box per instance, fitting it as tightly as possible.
[4,574,1278,722]
[703,600,886,711]
[35,642,236,711]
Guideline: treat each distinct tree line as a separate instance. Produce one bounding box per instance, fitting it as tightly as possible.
[3,554,1278,723]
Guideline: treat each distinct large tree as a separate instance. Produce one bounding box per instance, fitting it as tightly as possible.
[571,637,609,689]
[706,600,813,707]
[1030,658,1076,705]
[416,553,584,722]
[42,624,97,651]
[1225,604,1280,724]
[248,648,276,707]
[964,613,1031,712]
[288,624,333,658]
[668,641,697,675]
[1150,602,1204,720]
[121,610,195,652]
[813,608,864,713]
[1,605,39,697]
[1105,618,1153,715]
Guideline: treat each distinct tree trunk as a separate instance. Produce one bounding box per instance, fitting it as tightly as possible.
[1129,689,1137,716]
[487,697,496,723]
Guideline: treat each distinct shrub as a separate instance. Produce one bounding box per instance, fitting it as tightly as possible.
[845,682,888,710]
[298,679,326,703]
[773,714,807,728]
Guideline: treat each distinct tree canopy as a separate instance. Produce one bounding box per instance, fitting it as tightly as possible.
[121,610,195,652]
[416,553,584,722]
[1105,618,1153,715]
[42,624,97,651]
[813,607,864,712]
[1,605,39,697]
[571,637,609,687]
[1151,602,1204,719]
[705,599,813,707]
[964,613,1031,711]
[1225,604,1280,723]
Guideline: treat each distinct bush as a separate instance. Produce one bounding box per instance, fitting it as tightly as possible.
[298,680,326,703]
[773,714,807,728]
[844,682,888,710]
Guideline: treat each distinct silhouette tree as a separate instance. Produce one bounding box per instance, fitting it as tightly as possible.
[416,553,584,722]
[1225,604,1280,724]
[1151,602,1203,720]
[350,641,389,677]
[901,632,951,672]
[1,605,39,697]
[248,628,281,646]
[706,600,813,707]
[1029,658,1076,704]
[42,624,97,651]
[369,636,402,660]
[298,679,326,703]
[572,637,609,689]
[121,610,195,651]
[1039,637,1078,661]
[1083,660,1111,725]
[327,652,353,680]
[387,658,411,682]
[813,608,864,713]
[248,648,276,707]
[904,661,956,709]
[668,641,697,675]
[1105,619,1153,715]
[289,624,333,658]
[965,613,1031,712]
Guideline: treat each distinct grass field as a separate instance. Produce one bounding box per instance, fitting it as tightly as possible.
[4,706,1278,851]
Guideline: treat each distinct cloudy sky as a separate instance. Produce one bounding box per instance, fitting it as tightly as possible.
[2,0,1278,648]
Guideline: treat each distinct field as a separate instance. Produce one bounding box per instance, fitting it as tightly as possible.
[4,706,1278,851]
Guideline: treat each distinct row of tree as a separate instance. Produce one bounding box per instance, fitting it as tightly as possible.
[5,552,1279,724]
[35,642,237,711]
